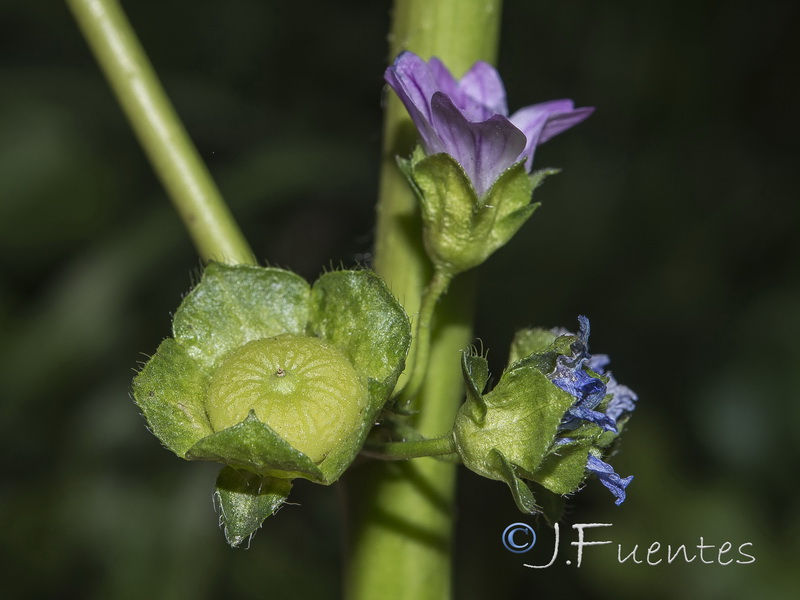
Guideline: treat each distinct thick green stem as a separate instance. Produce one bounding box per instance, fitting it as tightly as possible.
[345,2,503,599]
[67,0,256,265]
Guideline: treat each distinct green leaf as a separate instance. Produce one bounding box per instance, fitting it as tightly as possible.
[173,263,310,370]
[186,411,324,481]
[532,442,591,495]
[132,339,213,457]
[214,467,292,548]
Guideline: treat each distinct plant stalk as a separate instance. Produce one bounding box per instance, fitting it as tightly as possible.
[345,1,503,599]
[67,0,256,265]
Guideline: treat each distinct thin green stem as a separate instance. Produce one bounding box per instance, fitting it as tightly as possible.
[345,2,503,599]
[398,267,453,410]
[365,435,456,461]
[67,0,256,265]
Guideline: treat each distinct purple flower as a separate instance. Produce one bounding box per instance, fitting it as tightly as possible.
[586,454,633,506]
[384,51,594,197]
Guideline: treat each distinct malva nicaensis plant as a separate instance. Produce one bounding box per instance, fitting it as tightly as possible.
[131,50,636,545]
[69,0,638,595]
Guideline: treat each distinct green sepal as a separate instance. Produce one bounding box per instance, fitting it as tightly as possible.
[461,350,489,424]
[483,161,538,254]
[132,339,213,457]
[307,269,411,483]
[314,379,388,483]
[508,328,559,366]
[411,153,480,273]
[173,263,310,370]
[454,362,576,480]
[401,150,537,275]
[529,167,561,191]
[531,441,591,495]
[214,467,292,548]
[308,269,410,400]
[491,449,539,514]
[397,145,427,174]
[560,421,606,445]
[510,330,575,375]
[186,411,324,481]
[135,264,411,487]
[491,161,537,215]
[488,203,539,256]
[528,482,567,526]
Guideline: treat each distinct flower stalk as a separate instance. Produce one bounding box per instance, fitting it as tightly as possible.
[396,266,453,411]
[67,0,255,265]
[364,435,457,461]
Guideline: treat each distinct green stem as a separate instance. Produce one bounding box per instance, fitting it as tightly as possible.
[67,0,256,265]
[366,435,456,460]
[398,267,453,410]
[345,2,503,599]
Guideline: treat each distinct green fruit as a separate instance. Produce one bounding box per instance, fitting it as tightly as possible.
[206,334,368,463]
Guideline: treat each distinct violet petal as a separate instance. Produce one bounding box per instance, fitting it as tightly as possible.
[428,57,461,103]
[510,101,593,171]
[384,52,444,154]
[430,92,526,197]
[539,106,595,144]
[458,61,509,121]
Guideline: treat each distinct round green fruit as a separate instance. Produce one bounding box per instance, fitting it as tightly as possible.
[206,335,367,463]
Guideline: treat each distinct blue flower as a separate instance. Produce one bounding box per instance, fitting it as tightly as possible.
[549,316,638,505]
[548,316,637,433]
[586,454,634,506]
[604,375,638,423]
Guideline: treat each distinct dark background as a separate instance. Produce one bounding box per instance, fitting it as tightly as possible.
[1,0,798,598]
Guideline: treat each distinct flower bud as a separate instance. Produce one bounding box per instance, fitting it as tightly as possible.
[399,151,547,275]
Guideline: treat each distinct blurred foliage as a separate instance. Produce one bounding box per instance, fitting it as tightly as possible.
[1,0,798,598]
